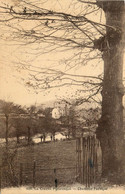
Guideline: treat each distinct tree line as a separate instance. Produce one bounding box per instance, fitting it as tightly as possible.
[0,99,100,146]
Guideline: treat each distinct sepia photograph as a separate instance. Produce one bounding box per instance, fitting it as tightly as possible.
[0,0,125,193]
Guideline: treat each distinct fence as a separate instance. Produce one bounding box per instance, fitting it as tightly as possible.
[76,135,102,187]
[0,136,102,188]
[1,162,76,188]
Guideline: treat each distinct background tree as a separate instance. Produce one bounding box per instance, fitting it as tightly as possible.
[61,105,79,138]
[12,117,26,144]
[0,0,125,183]
[0,117,6,139]
[0,100,25,145]
[1,101,14,145]
[60,102,101,138]
[25,105,37,144]
[38,107,62,141]
[42,107,52,141]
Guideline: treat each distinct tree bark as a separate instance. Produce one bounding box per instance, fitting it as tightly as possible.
[96,1,125,183]
[27,126,31,144]
[16,131,20,144]
[5,115,9,146]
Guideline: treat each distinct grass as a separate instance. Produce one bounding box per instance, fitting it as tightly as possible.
[1,138,125,190]
[1,139,77,188]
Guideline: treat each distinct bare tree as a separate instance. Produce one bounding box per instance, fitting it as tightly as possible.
[1,101,13,146]
[25,105,37,144]
[0,0,125,183]
[12,117,24,144]
[0,100,25,145]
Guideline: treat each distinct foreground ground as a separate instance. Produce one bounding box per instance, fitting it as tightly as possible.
[1,139,77,188]
[1,139,124,190]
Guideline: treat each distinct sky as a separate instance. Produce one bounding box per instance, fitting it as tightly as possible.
[0,0,125,107]
[0,38,103,106]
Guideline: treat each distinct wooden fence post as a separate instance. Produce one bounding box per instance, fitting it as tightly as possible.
[85,137,88,187]
[76,139,77,180]
[0,166,2,191]
[76,135,102,187]
[83,138,85,184]
[76,138,79,181]
[33,160,36,187]
[78,138,81,182]
[80,137,83,184]
[54,168,58,188]
[20,163,23,186]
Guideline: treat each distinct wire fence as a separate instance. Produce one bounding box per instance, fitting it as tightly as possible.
[1,162,76,188]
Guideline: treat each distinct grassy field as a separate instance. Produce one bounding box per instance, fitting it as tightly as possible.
[2,139,77,188]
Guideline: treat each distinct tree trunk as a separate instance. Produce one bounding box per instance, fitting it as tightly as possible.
[5,115,9,146]
[96,1,125,183]
[27,126,31,144]
[53,133,55,141]
[16,131,20,144]
[72,125,76,138]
